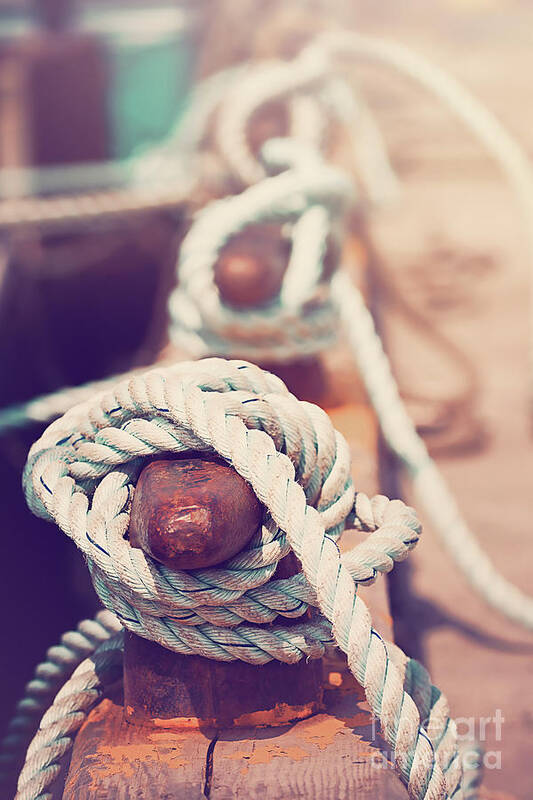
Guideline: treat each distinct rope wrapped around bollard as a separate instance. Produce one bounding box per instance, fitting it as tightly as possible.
[17,358,480,800]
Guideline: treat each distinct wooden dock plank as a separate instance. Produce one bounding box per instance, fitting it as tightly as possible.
[63,693,212,800]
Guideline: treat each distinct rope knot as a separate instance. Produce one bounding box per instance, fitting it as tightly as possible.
[24,357,417,667]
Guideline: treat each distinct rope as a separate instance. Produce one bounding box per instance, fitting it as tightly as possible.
[0,363,171,436]
[15,632,124,800]
[0,65,244,233]
[0,49,391,425]
[1,31,531,633]
[333,271,533,630]
[17,357,479,799]
[0,612,121,794]
[314,31,533,411]
[213,48,397,198]
[212,29,533,408]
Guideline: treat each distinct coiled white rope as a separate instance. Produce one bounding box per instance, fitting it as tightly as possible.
[167,144,533,633]
[214,44,398,202]
[0,46,392,428]
[17,357,480,800]
[2,31,532,634]
[15,631,124,800]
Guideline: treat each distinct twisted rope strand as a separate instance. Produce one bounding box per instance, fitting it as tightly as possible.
[168,139,352,362]
[0,65,246,233]
[0,611,121,797]
[3,27,533,426]
[15,632,124,800]
[313,28,533,417]
[7,31,532,797]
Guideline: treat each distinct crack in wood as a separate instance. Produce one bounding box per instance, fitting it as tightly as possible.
[203,731,220,798]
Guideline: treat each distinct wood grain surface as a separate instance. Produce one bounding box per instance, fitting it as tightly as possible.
[64,671,407,800]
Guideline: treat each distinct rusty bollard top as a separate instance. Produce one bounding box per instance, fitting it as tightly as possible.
[213,221,340,310]
[129,455,263,570]
[214,223,290,309]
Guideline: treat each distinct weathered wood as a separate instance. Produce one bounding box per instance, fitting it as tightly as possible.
[62,132,398,798]
[64,673,407,800]
[63,232,401,797]
[63,688,212,800]
[210,683,407,799]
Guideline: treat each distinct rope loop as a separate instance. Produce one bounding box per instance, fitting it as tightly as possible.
[168,141,353,362]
